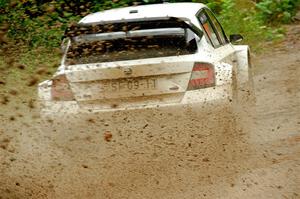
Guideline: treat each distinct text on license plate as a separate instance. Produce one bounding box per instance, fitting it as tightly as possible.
[102,78,157,92]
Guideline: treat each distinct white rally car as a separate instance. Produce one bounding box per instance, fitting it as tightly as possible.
[38,2,254,116]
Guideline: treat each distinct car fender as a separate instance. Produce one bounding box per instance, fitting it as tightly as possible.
[233,45,251,84]
[233,45,256,107]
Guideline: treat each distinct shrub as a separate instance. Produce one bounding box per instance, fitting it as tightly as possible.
[256,0,300,24]
[216,0,284,50]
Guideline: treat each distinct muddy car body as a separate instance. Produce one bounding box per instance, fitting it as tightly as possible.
[38,3,253,119]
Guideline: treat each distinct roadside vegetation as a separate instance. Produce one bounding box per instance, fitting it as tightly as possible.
[0,0,299,89]
[1,0,299,49]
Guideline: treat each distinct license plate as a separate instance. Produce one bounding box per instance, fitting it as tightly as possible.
[101,78,157,92]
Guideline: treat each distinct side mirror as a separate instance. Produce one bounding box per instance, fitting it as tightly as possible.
[230,34,243,43]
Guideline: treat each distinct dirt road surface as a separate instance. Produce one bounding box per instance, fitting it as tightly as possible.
[0,21,299,198]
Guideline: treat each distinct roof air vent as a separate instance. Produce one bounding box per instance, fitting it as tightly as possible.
[129,10,138,14]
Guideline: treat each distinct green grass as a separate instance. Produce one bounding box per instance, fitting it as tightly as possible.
[0,47,61,95]
[217,0,285,52]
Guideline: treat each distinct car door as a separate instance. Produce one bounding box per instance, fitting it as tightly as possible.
[196,9,235,65]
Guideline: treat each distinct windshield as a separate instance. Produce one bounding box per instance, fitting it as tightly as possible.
[65,27,198,65]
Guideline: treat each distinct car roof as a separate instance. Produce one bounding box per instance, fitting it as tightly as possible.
[79,3,206,25]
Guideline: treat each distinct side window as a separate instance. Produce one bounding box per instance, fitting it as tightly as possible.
[205,10,227,45]
[198,11,221,47]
